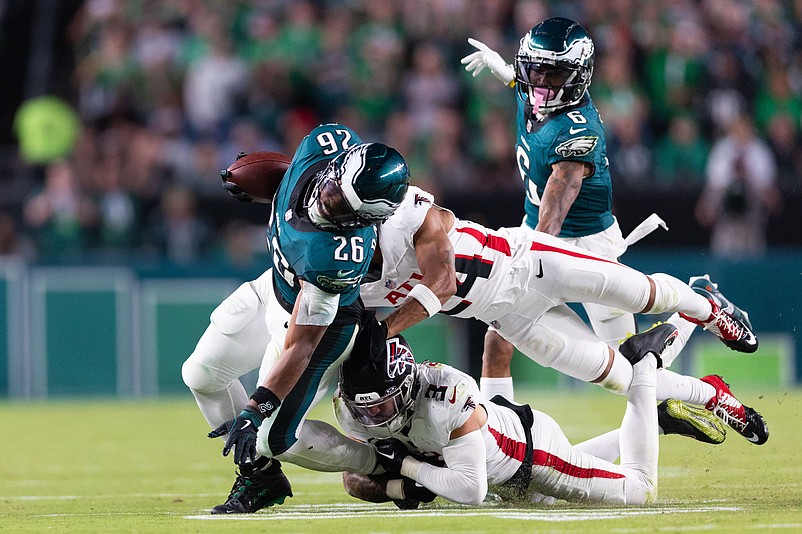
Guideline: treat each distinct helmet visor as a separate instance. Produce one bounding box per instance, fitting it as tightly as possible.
[516,60,574,88]
[344,389,407,429]
[308,165,371,229]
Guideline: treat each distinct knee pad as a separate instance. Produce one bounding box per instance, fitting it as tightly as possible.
[181,358,216,393]
[210,281,262,335]
[516,323,566,368]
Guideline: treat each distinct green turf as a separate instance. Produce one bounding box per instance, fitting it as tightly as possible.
[2,388,801,533]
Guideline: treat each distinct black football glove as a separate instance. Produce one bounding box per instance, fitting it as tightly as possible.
[220,152,255,202]
[208,405,263,464]
[353,311,389,359]
[220,168,254,203]
[392,478,437,509]
[374,438,410,475]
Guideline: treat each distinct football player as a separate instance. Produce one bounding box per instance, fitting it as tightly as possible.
[185,123,410,514]
[358,185,766,446]
[461,17,694,402]
[336,321,723,506]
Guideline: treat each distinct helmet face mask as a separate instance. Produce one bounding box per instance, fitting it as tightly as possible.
[515,17,594,118]
[306,143,410,230]
[340,335,418,439]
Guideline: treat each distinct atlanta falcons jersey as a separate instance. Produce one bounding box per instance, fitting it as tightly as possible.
[360,188,544,321]
[267,123,377,307]
[516,94,614,238]
[333,361,525,486]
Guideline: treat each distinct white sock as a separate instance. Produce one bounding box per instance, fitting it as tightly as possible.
[479,377,514,402]
[656,369,716,406]
[660,313,696,367]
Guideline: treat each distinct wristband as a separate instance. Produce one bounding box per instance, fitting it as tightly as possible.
[400,456,423,480]
[250,386,281,419]
[407,284,442,317]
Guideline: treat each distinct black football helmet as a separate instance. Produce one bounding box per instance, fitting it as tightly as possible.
[340,327,419,439]
[307,143,410,230]
[515,17,595,118]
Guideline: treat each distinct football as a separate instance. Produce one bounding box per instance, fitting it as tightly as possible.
[221,151,292,203]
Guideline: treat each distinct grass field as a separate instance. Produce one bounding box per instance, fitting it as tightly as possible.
[2,387,801,533]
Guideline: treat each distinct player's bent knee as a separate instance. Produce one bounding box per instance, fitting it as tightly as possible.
[181,358,218,393]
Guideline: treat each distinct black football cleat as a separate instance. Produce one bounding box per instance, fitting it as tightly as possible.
[211,459,292,514]
[619,323,679,368]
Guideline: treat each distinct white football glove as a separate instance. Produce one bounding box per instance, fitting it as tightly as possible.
[461,38,515,87]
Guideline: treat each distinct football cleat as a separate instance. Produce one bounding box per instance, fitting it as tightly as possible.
[681,276,758,353]
[210,460,293,514]
[689,274,753,329]
[700,375,769,445]
[657,399,726,445]
[618,323,679,368]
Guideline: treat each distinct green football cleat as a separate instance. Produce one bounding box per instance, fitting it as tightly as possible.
[658,399,726,445]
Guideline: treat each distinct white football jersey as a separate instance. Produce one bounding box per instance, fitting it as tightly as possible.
[361,187,539,320]
[334,361,525,485]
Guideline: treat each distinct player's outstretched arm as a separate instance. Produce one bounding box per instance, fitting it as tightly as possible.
[383,207,456,337]
[461,38,516,87]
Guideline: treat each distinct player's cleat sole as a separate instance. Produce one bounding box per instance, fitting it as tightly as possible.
[658,399,726,445]
[682,276,758,353]
[700,375,769,445]
[619,323,678,368]
[210,460,293,514]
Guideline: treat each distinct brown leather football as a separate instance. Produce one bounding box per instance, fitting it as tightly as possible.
[221,151,292,203]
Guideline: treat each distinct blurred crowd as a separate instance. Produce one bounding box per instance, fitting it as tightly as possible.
[6,0,802,264]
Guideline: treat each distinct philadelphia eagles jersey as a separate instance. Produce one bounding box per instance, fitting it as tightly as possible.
[268,123,377,308]
[516,94,613,238]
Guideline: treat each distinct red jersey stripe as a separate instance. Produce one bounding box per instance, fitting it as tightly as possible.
[532,449,626,479]
[456,227,511,256]
[488,426,527,462]
[530,241,620,265]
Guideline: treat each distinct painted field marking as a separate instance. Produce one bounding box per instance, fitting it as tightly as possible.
[184,503,743,523]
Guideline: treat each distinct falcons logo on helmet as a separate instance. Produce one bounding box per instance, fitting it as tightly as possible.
[386,338,414,378]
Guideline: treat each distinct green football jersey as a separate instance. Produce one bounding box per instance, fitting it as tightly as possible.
[516,94,614,238]
[268,123,377,308]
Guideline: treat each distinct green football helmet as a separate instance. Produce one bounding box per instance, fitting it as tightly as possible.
[307,143,410,230]
[515,17,595,118]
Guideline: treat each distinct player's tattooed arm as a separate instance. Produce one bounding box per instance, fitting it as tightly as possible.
[342,472,392,503]
[535,160,590,236]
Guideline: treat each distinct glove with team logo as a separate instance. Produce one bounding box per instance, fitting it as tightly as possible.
[374,438,410,475]
[461,38,515,87]
[208,386,281,465]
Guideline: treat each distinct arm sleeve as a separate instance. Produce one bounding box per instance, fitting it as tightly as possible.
[403,430,488,505]
[295,282,340,326]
